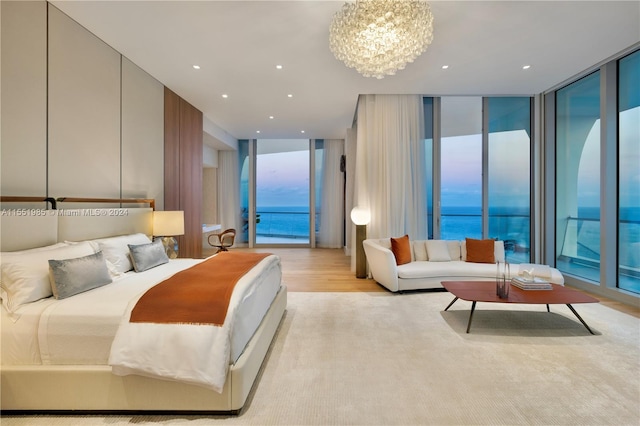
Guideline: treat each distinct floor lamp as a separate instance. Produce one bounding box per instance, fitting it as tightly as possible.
[351,207,371,279]
[153,211,185,259]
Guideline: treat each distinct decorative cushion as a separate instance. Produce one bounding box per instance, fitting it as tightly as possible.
[390,235,412,265]
[464,238,496,264]
[0,241,96,313]
[128,239,169,272]
[48,251,112,300]
[91,233,152,273]
[447,240,462,260]
[413,240,428,261]
[461,240,505,263]
[425,240,452,262]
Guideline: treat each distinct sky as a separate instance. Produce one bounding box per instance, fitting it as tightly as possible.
[251,109,638,213]
[256,150,309,207]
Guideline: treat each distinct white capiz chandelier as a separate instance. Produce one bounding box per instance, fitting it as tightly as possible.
[329,0,434,79]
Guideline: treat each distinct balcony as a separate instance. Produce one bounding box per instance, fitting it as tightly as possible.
[558,216,640,294]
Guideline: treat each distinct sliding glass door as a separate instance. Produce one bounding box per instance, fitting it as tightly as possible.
[555,72,601,283]
[255,139,310,245]
[487,97,531,263]
[439,97,483,240]
[618,50,640,293]
[436,96,532,263]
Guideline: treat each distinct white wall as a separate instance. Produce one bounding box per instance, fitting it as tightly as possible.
[48,5,121,199]
[1,1,47,196]
[122,58,165,209]
[1,2,164,207]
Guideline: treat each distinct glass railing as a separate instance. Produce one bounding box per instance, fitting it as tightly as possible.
[249,209,321,244]
[440,211,531,264]
[558,216,640,293]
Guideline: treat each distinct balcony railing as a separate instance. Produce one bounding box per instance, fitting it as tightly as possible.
[558,216,639,293]
[250,210,319,242]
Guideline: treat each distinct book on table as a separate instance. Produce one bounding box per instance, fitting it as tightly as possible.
[511,276,552,290]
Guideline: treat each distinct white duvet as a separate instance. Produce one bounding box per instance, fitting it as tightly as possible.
[108,254,281,393]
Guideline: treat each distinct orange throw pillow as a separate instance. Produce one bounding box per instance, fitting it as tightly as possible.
[465,238,495,264]
[390,235,412,265]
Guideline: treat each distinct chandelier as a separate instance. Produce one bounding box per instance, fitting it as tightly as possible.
[329,0,434,79]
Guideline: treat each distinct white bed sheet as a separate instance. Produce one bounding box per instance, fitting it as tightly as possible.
[1,297,55,364]
[1,255,282,366]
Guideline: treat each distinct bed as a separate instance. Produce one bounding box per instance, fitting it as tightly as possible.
[0,199,287,413]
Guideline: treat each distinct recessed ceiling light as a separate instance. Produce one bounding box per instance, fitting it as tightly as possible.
[441,65,449,69]
[222,94,228,99]
[192,65,200,70]
[256,130,261,134]
[276,65,283,70]
[287,94,293,98]
[301,130,305,134]
[522,65,531,70]
[269,116,274,119]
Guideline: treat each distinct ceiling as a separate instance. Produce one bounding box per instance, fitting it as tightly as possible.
[52,1,639,146]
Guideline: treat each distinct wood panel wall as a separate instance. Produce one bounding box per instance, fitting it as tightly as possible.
[164,88,203,258]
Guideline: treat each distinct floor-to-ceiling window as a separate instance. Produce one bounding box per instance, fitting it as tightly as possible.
[618,50,640,293]
[555,72,601,283]
[255,139,310,245]
[239,139,250,245]
[440,97,483,240]
[487,97,532,263]
[424,97,434,239]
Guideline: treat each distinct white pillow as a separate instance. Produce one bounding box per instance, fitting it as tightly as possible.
[461,240,505,263]
[90,233,152,273]
[0,241,96,313]
[425,240,451,262]
[447,240,461,260]
[412,240,428,261]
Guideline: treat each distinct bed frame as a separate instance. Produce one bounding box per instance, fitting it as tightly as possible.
[0,198,287,413]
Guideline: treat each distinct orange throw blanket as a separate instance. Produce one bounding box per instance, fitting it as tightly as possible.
[130,252,271,326]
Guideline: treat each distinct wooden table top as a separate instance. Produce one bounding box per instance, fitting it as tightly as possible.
[442,280,599,305]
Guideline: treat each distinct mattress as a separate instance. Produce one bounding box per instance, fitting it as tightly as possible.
[1,255,282,366]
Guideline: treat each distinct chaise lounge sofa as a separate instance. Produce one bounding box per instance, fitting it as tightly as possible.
[363,237,564,293]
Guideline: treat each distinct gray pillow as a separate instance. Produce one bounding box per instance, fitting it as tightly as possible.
[128,239,169,272]
[48,251,112,300]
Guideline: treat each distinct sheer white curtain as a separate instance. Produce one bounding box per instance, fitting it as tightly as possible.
[217,150,240,233]
[317,139,344,248]
[354,95,427,242]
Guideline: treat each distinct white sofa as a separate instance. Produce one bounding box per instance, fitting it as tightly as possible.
[363,238,564,292]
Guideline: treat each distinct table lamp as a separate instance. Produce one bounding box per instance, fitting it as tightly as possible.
[153,211,185,259]
[351,206,371,279]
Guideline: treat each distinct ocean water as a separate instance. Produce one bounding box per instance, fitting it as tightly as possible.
[255,206,533,244]
[254,205,639,265]
[256,206,311,239]
[253,205,639,293]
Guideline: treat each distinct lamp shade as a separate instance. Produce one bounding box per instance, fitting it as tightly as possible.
[153,211,184,236]
[350,207,371,226]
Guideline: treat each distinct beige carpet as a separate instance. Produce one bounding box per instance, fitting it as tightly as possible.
[3,291,639,425]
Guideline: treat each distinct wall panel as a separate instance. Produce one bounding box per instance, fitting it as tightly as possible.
[121,58,164,210]
[179,99,203,258]
[164,88,181,211]
[47,5,120,199]
[164,89,203,258]
[0,1,47,196]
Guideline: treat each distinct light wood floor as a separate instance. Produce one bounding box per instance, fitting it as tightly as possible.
[204,247,385,292]
[203,247,640,317]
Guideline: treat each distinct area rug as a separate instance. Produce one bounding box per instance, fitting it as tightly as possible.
[3,291,639,425]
